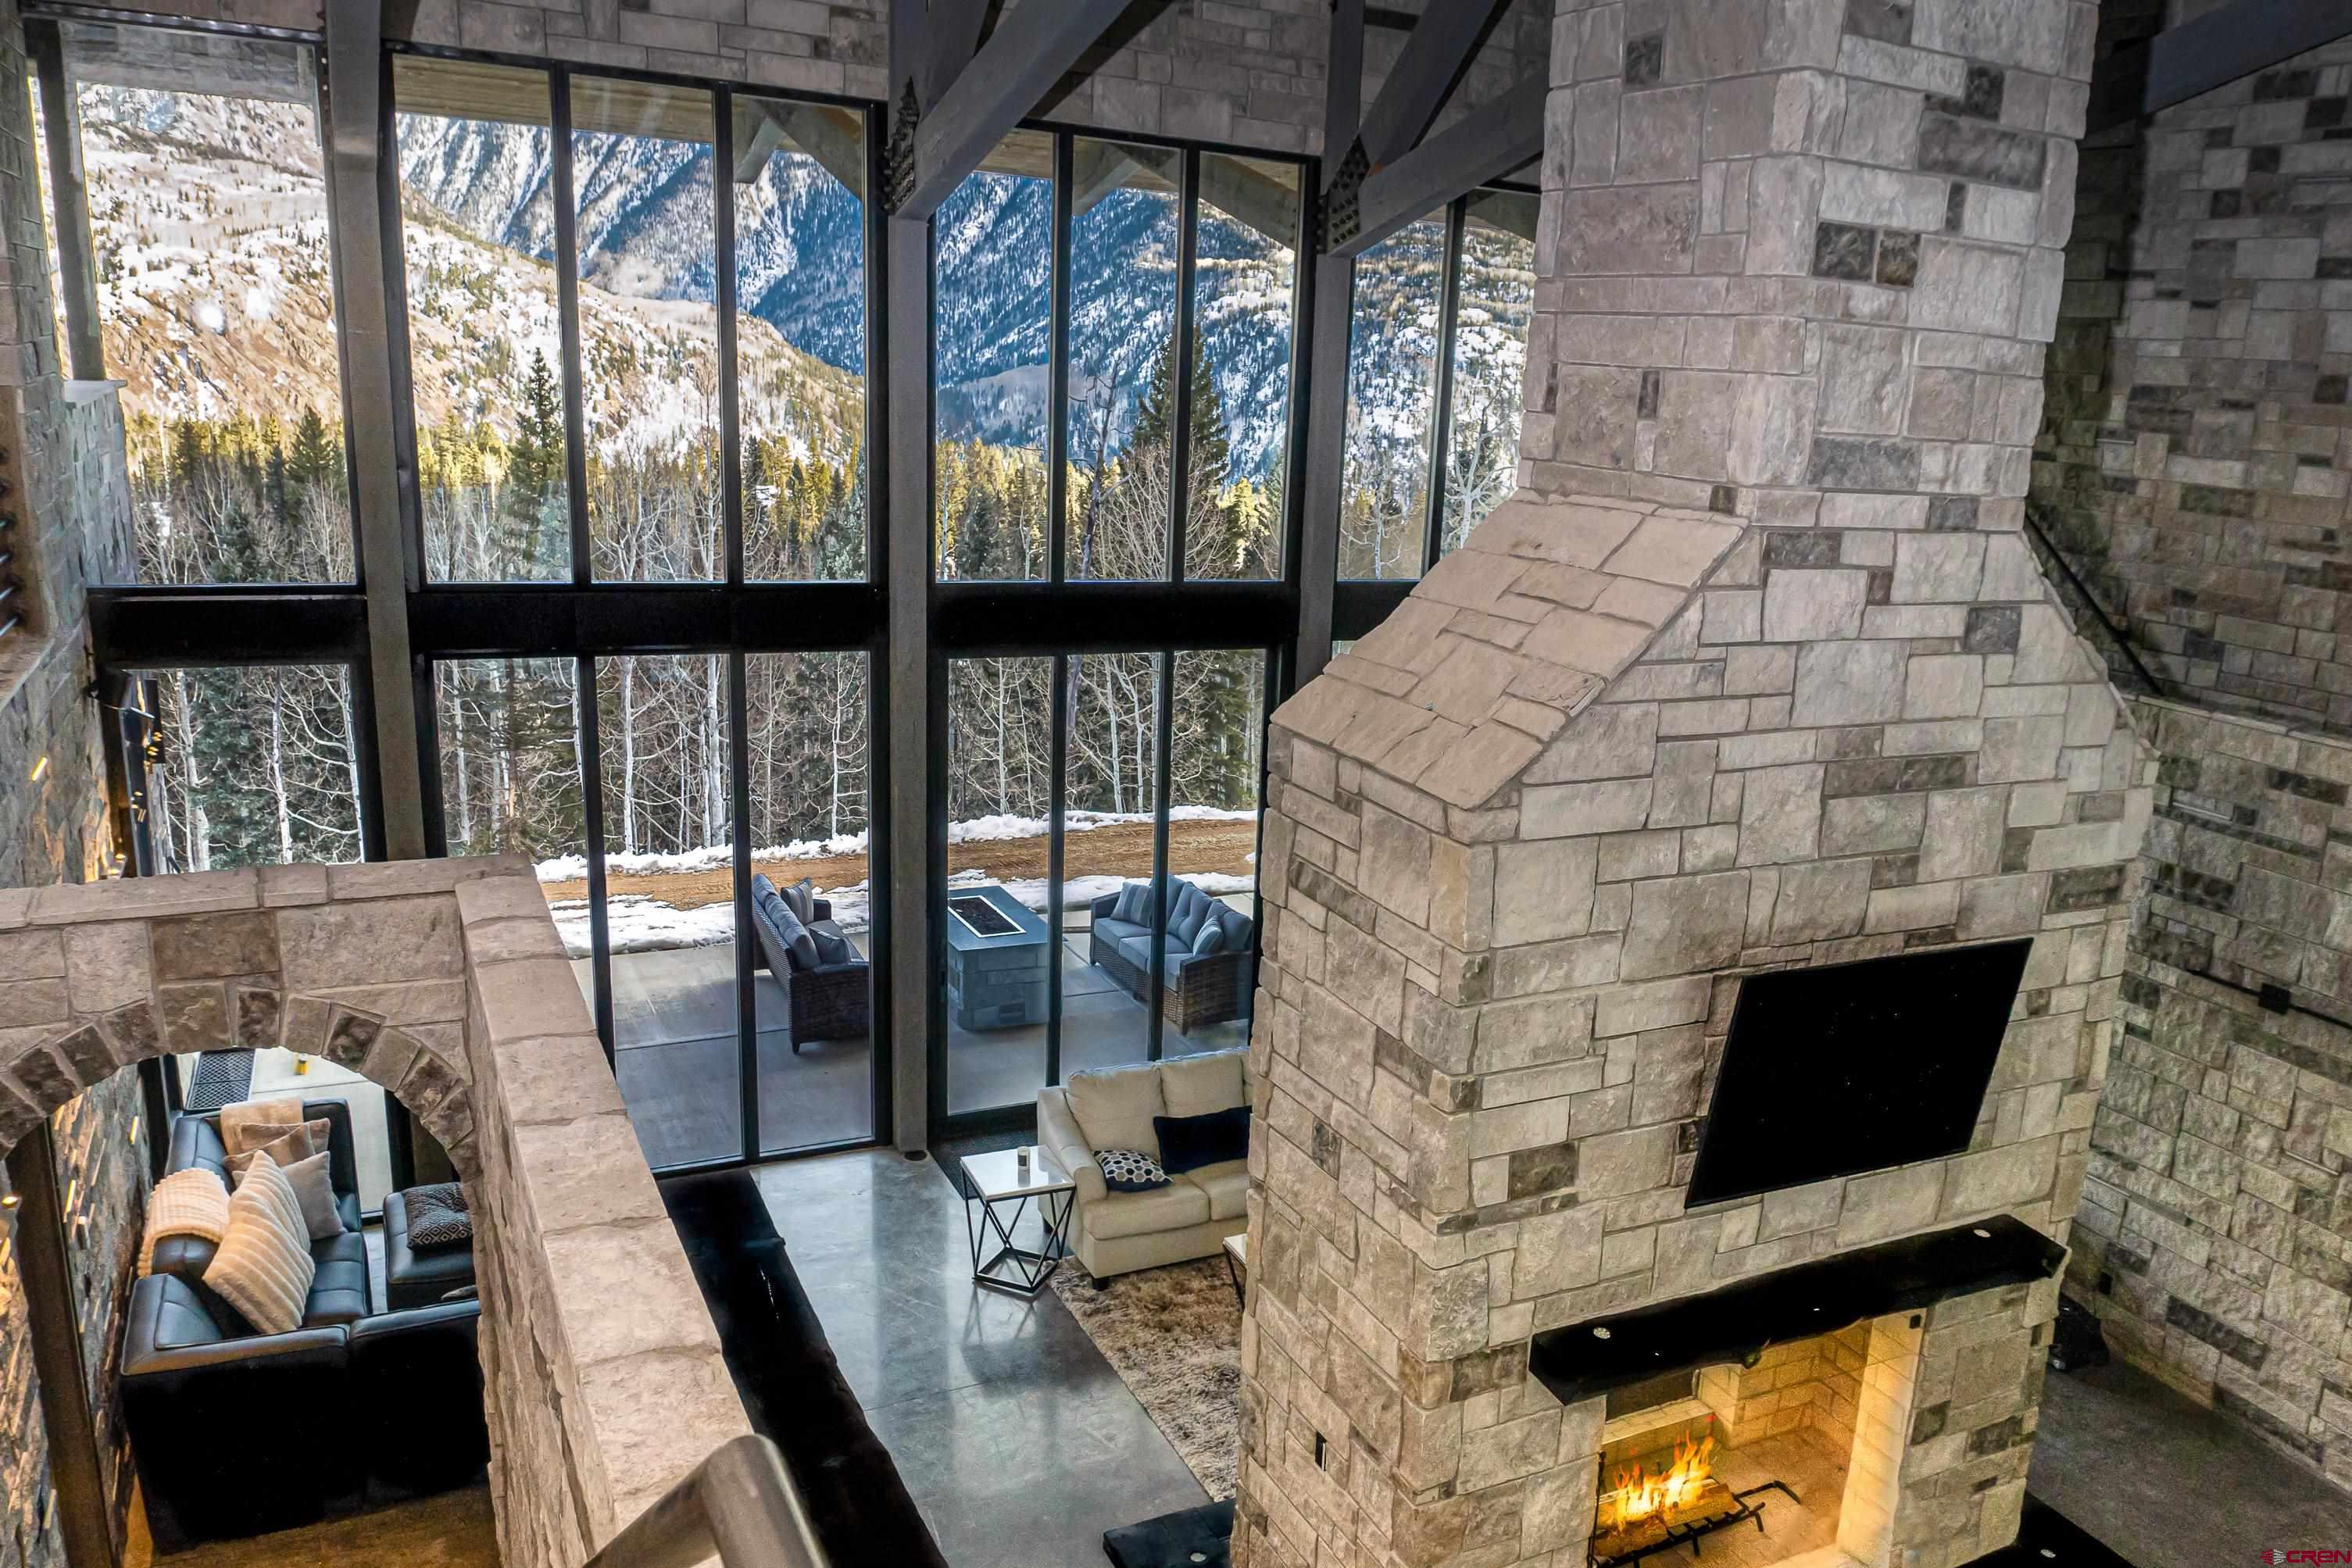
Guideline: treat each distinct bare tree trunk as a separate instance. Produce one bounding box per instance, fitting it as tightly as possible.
[267,669,295,862]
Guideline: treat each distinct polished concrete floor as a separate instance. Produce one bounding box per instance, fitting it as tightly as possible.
[2031,1358,2352,1566]
[752,1148,1207,1568]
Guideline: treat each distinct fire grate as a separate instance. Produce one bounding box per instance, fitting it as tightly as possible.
[1587,1478,1800,1568]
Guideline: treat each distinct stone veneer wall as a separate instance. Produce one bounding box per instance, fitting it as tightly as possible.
[1231,0,2150,1563]
[0,859,749,1568]
[2061,695,2352,1488]
[2033,20,2352,734]
[1696,1320,1869,1451]
[2014,2,2352,1490]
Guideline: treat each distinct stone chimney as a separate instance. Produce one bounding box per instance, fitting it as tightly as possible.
[1232,2,2143,1566]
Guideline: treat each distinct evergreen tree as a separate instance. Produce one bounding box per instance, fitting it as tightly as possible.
[502,349,565,576]
[288,406,341,492]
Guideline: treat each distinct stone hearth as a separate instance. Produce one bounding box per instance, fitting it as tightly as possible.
[1233,2,2143,1566]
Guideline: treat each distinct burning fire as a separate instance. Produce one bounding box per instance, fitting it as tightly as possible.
[1598,1430,1717,1533]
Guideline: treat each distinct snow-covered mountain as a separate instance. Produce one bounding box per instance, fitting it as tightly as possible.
[79,87,1527,486]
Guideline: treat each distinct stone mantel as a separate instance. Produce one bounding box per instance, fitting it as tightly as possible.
[0,855,749,1568]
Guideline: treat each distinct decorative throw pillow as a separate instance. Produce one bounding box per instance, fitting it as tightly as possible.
[138,1168,231,1277]
[1153,1105,1251,1174]
[219,1097,304,1159]
[1190,916,1227,956]
[1096,1148,1171,1193]
[784,877,818,924]
[226,1117,331,1180]
[810,924,856,968]
[1111,881,1150,927]
[404,1183,474,1251]
[204,1156,316,1335]
[260,1150,345,1242]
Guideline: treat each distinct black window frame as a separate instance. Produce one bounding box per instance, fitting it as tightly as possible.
[59,23,1320,1163]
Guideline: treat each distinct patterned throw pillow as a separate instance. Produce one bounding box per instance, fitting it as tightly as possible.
[1096,1148,1170,1193]
[404,1183,474,1251]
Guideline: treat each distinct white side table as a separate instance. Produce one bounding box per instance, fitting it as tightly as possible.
[959,1148,1077,1298]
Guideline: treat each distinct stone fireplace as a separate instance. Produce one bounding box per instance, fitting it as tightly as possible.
[1233,2,2143,1564]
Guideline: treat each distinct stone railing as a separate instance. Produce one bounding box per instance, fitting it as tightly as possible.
[0,855,749,1568]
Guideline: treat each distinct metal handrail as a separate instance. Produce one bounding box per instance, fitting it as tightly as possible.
[582,1434,830,1568]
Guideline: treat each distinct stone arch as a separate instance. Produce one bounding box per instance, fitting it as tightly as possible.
[0,876,482,1179]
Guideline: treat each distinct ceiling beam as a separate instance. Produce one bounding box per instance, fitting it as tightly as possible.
[893,0,1129,220]
[733,100,867,194]
[2086,0,2352,136]
[1353,0,1514,170]
[1330,71,1544,259]
[924,0,992,110]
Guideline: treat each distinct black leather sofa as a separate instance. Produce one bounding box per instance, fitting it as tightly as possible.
[381,1187,477,1311]
[123,1102,490,1552]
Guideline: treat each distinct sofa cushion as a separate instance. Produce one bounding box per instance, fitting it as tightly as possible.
[1066,1062,1167,1162]
[1161,1049,1247,1119]
[304,1228,373,1327]
[263,1149,346,1242]
[1179,1160,1249,1222]
[810,923,857,967]
[1112,880,1151,927]
[1167,881,1212,947]
[1084,1180,1210,1240]
[1155,1105,1250,1174]
[1190,918,1227,955]
[202,1158,315,1335]
[1094,916,1147,948]
[783,877,819,924]
[770,901,820,971]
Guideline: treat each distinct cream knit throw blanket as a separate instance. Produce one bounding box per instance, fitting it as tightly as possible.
[138,1168,231,1276]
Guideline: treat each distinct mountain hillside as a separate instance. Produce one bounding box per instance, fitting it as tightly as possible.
[79,84,1526,493]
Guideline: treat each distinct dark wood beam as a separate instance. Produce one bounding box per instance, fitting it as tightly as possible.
[1353,0,1514,170]
[1332,72,1544,259]
[2086,0,2352,136]
[895,0,1128,220]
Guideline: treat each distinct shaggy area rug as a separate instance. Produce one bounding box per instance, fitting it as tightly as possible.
[1051,1256,1243,1500]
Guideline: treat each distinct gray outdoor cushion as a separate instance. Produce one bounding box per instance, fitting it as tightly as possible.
[810,923,856,967]
[1112,881,1151,926]
[783,877,818,924]
[1167,882,1211,947]
[1190,918,1227,956]
[771,902,820,971]
[1095,917,1148,946]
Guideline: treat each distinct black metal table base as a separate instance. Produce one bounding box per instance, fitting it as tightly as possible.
[1588,1479,1800,1568]
[962,1182,1076,1298]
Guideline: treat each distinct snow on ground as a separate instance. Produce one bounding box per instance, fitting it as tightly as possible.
[545,809,1260,959]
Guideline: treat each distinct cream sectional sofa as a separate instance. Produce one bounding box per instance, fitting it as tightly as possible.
[1035,1048,1250,1281]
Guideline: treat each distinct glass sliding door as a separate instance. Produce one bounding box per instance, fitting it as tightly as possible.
[1059,652,1163,1077]
[1163,649,1265,1056]
[942,655,1054,1115]
[749,652,874,1154]
[434,655,591,1009]
[596,652,739,1169]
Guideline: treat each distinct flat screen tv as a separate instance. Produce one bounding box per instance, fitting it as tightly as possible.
[1685,938,2034,1209]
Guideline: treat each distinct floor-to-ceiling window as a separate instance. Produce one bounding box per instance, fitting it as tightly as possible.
[1332,181,1538,642]
[61,18,1310,1161]
[928,129,1301,1128]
